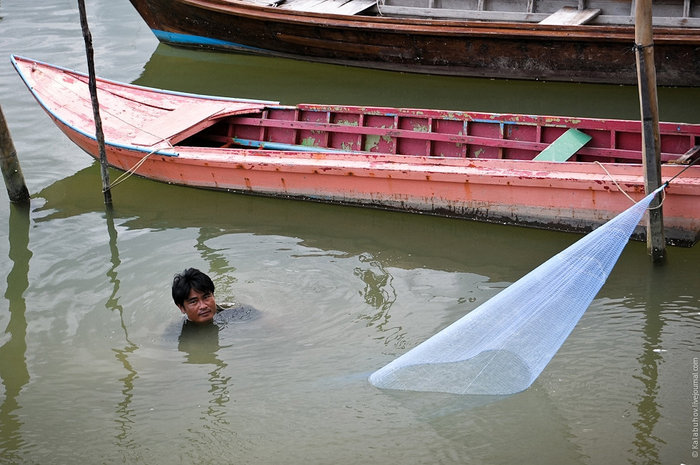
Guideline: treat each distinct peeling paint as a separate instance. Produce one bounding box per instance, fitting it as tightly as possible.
[364,134,380,152]
[336,120,359,126]
[301,136,319,147]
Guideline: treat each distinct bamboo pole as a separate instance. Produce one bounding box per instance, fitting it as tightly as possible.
[77,0,112,205]
[634,0,665,262]
[0,104,30,204]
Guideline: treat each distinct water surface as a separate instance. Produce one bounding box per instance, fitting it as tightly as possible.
[0,2,698,464]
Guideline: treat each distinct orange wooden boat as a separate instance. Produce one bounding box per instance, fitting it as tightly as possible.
[12,55,700,245]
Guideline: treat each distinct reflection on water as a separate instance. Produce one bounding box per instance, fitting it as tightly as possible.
[353,253,404,349]
[425,387,587,464]
[104,207,139,452]
[33,165,571,282]
[177,321,231,426]
[195,228,239,300]
[134,44,700,124]
[628,267,666,465]
[175,309,271,429]
[178,321,223,365]
[0,204,31,462]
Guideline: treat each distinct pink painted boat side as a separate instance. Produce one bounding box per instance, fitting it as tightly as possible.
[11,55,700,246]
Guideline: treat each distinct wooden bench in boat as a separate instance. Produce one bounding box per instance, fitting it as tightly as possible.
[539,7,600,25]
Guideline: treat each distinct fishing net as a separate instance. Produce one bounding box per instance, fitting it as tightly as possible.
[369,187,663,395]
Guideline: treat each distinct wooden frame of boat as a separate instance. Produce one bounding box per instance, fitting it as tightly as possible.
[127,0,700,86]
[12,55,700,245]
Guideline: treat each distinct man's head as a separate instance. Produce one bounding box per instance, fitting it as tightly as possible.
[172,268,217,324]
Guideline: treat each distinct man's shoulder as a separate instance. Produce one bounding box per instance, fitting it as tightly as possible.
[214,302,262,324]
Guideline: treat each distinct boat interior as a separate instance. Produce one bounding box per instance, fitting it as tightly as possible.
[176,104,700,164]
[377,0,700,26]
[249,0,700,27]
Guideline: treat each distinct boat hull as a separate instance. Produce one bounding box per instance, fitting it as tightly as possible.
[54,119,700,247]
[128,0,700,86]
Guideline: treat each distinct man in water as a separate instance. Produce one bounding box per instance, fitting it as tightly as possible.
[172,267,219,324]
[172,267,261,326]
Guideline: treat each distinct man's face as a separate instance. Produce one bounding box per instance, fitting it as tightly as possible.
[178,288,216,324]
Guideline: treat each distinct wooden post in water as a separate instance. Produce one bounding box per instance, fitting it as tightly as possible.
[0,105,30,204]
[634,0,665,262]
[77,0,112,205]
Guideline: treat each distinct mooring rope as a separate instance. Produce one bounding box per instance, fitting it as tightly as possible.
[594,161,637,203]
[106,147,162,191]
[595,154,700,210]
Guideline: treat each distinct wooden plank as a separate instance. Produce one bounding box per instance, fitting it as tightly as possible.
[539,7,601,25]
[669,145,700,164]
[279,0,327,11]
[281,0,376,14]
[133,101,264,146]
[533,128,592,162]
[322,0,376,15]
[376,6,548,21]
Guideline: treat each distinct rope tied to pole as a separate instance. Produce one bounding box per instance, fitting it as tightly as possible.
[105,142,172,191]
[595,154,700,212]
[632,42,655,52]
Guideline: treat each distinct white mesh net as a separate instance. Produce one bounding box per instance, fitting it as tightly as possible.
[369,188,662,395]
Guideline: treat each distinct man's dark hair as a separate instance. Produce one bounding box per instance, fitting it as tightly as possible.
[172,268,215,306]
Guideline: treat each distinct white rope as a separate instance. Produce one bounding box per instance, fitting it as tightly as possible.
[594,160,666,209]
[106,147,161,190]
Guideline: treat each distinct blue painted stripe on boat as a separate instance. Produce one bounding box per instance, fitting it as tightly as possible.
[152,29,270,53]
[232,138,353,153]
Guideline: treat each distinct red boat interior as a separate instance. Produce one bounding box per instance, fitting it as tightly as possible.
[179,104,700,164]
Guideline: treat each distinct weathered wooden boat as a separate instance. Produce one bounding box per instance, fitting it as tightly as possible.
[12,55,700,245]
[126,0,700,86]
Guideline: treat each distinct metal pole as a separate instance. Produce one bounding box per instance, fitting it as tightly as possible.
[77,0,112,205]
[634,0,664,262]
[0,104,30,204]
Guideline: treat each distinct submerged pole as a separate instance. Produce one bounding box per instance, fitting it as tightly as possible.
[634,0,665,262]
[0,104,30,204]
[77,0,112,205]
